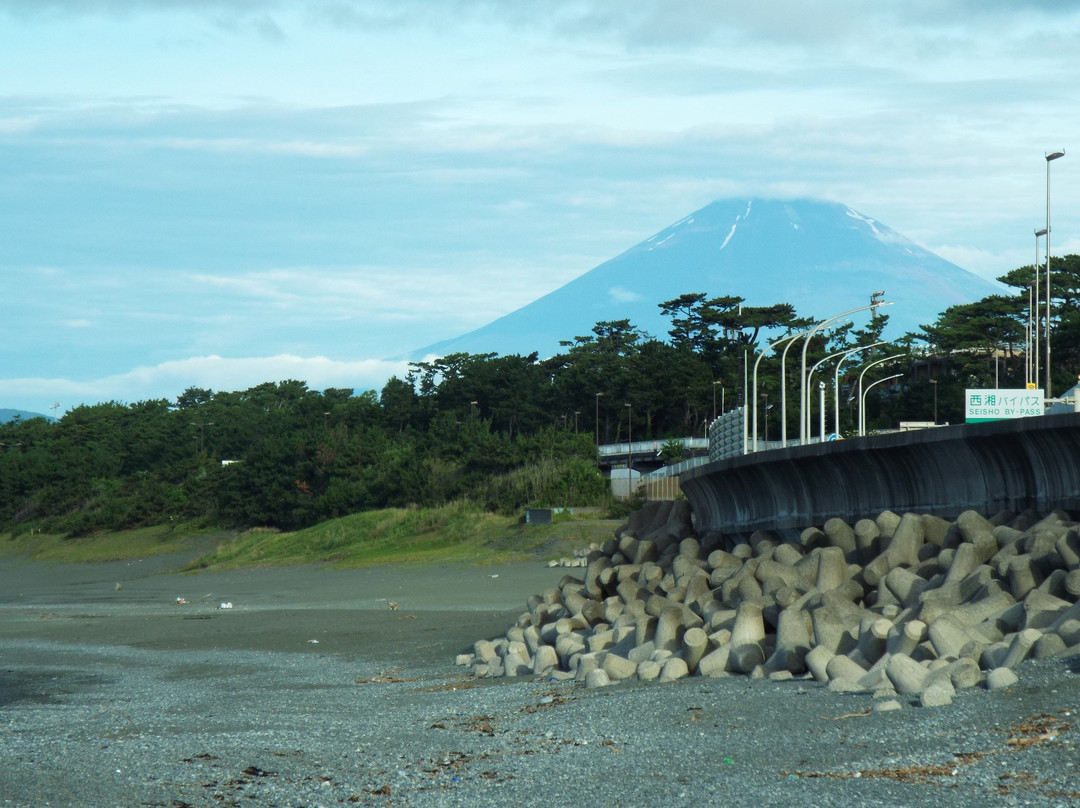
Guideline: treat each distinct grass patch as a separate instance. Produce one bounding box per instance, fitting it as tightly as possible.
[0,524,229,564]
[184,503,621,571]
[0,505,622,570]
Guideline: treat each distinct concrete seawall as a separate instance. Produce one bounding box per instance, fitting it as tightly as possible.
[680,412,1080,540]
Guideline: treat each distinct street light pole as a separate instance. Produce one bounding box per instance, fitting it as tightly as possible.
[930,379,938,424]
[751,330,808,452]
[625,402,633,496]
[829,341,887,437]
[762,393,769,444]
[799,298,894,444]
[818,381,826,443]
[808,340,887,440]
[780,328,814,445]
[1045,150,1065,398]
[861,373,903,432]
[1034,228,1046,387]
[856,353,905,435]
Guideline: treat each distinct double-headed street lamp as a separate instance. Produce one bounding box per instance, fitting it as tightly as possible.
[1045,150,1065,397]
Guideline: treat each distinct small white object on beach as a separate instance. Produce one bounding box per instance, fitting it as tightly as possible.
[490,574,499,578]
[175,597,187,605]
[309,639,319,644]
[218,602,233,610]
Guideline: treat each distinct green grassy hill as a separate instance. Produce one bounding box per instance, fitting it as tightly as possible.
[1,503,622,570]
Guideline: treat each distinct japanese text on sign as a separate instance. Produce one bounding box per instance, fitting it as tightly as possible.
[965,389,1044,422]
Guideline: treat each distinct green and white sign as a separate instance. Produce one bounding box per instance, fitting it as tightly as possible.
[965,389,1044,423]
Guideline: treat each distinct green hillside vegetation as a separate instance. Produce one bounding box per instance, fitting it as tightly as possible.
[183,504,621,570]
[0,505,621,569]
[1,257,1076,550]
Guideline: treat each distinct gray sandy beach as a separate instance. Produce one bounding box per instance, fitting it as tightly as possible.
[2,555,1078,807]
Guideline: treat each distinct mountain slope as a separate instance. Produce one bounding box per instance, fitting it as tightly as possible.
[0,409,50,424]
[411,198,1002,359]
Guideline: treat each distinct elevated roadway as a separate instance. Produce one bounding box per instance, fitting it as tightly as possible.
[680,412,1080,541]
[597,437,708,471]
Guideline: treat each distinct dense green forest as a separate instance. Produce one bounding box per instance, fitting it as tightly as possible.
[2,255,1078,537]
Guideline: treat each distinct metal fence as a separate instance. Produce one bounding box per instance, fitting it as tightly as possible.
[707,406,747,461]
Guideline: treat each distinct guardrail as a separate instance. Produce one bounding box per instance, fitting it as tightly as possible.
[597,437,708,458]
[707,406,747,460]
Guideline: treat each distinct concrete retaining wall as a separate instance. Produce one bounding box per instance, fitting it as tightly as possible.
[681,413,1080,540]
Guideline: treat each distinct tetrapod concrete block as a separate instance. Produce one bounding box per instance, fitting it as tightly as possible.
[682,627,709,674]
[728,601,766,673]
[985,667,1019,691]
[885,653,929,696]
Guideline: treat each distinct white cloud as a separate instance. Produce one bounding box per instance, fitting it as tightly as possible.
[0,354,413,415]
[154,136,367,158]
[608,286,643,304]
[3,0,1080,420]
[932,245,1025,283]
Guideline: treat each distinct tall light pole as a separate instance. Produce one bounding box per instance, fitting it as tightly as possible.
[762,393,769,444]
[751,329,808,451]
[594,392,604,446]
[800,297,894,444]
[1045,150,1065,398]
[712,380,723,421]
[861,374,903,433]
[857,353,905,435]
[930,379,938,424]
[829,341,886,438]
[625,402,633,494]
[808,340,886,440]
[1031,229,1047,386]
[1033,228,1047,386]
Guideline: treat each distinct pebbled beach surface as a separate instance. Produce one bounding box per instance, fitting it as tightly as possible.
[1,555,1078,807]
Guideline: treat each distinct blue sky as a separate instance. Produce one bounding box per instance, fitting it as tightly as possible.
[3,1,1080,415]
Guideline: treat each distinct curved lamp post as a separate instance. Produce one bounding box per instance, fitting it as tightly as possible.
[804,341,887,440]
[799,300,894,444]
[751,329,811,451]
[780,329,815,446]
[857,354,906,435]
[860,373,903,435]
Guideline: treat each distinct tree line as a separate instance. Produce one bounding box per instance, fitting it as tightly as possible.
[2,255,1077,536]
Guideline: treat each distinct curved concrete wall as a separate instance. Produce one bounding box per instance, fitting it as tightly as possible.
[680,412,1080,539]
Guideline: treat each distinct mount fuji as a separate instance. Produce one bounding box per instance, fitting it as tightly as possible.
[410,198,1003,359]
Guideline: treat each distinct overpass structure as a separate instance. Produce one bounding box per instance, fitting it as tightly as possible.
[680,412,1080,542]
[596,437,708,469]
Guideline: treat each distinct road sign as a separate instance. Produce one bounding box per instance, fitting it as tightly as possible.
[965,389,1044,423]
